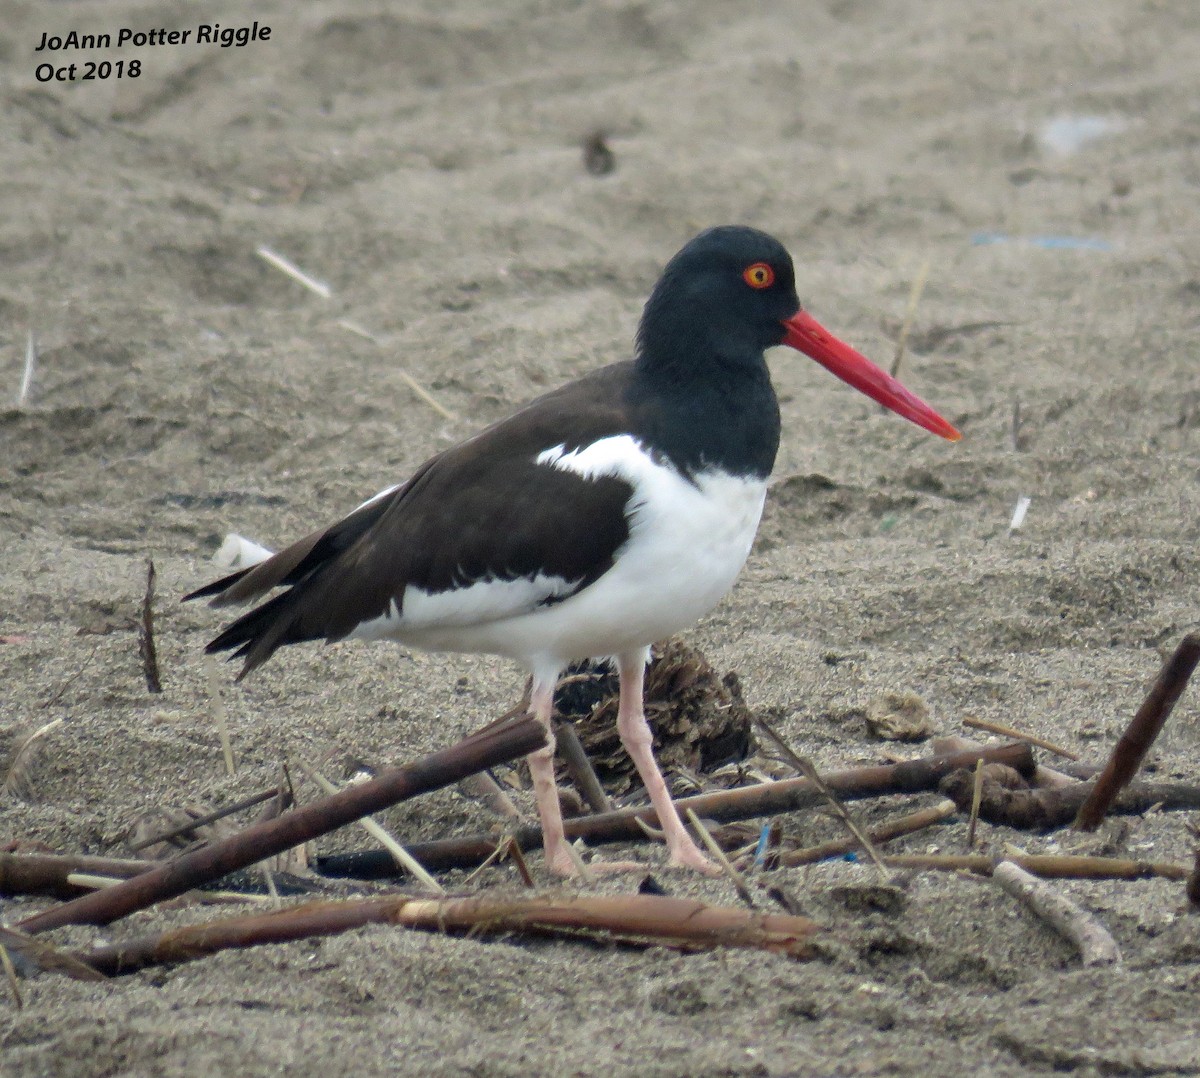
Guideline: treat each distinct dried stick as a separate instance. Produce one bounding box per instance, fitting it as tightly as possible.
[777,799,957,868]
[456,771,522,820]
[991,859,1120,966]
[39,641,100,709]
[933,735,1091,787]
[75,892,819,976]
[1187,849,1200,909]
[967,757,985,848]
[318,742,1036,878]
[881,852,1188,881]
[1075,633,1200,830]
[505,837,536,888]
[137,558,163,694]
[941,768,1200,829]
[255,245,331,298]
[0,943,22,1007]
[127,785,285,851]
[301,765,443,893]
[554,721,612,813]
[962,715,1078,760]
[888,255,931,381]
[754,712,889,876]
[204,656,236,777]
[17,717,546,934]
[0,926,106,982]
[0,852,155,898]
[460,835,512,887]
[686,808,755,907]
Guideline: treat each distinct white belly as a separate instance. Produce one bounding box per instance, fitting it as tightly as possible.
[376,435,766,669]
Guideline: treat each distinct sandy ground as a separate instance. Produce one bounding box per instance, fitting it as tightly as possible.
[3,0,1200,1073]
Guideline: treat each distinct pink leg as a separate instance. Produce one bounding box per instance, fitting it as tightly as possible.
[616,649,719,874]
[524,677,577,877]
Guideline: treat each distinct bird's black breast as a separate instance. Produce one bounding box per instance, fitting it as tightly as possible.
[625,362,781,481]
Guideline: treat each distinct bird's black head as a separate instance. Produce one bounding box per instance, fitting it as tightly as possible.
[635,225,962,443]
[636,226,801,379]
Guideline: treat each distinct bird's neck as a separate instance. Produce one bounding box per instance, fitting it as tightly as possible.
[627,353,781,481]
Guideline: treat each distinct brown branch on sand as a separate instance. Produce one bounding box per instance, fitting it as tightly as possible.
[940,762,1200,829]
[961,715,1078,760]
[553,720,612,813]
[776,798,957,868]
[1187,848,1200,909]
[73,892,819,977]
[16,716,546,935]
[505,836,536,888]
[1075,633,1200,830]
[991,859,1120,966]
[881,852,1188,882]
[317,742,1036,879]
[137,558,163,694]
[0,852,155,899]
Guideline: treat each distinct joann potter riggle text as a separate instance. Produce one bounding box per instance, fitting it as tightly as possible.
[36,23,272,51]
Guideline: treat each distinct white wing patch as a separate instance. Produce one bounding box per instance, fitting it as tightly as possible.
[347,571,579,642]
[535,436,652,484]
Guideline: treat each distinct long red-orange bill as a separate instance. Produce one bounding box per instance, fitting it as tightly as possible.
[781,310,961,442]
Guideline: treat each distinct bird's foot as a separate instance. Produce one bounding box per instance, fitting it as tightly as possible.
[543,841,644,877]
[666,839,722,877]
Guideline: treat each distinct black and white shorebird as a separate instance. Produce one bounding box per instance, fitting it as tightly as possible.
[188,226,959,876]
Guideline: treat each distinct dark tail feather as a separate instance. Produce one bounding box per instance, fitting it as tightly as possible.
[204,590,319,680]
[183,567,253,603]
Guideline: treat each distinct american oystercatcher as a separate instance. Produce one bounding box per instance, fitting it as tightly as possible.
[188,226,959,876]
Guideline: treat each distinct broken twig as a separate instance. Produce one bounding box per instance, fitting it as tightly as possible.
[137,558,163,694]
[880,852,1188,882]
[554,720,612,813]
[941,766,1200,829]
[17,717,545,934]
[74,892,818,976]
[754,712,889,876]
[967,756,985,848]
[888,256,931,382]
[16,330,36,407]
[991,858,1120,966]
[127,785,286,852]
[255,245,331,299]
[961,715,1079,760]
[318,743,1036,879]
[686,808,755,907]
[1075,633,1200,830]
[204,655,236,777]
[777,799,956,867]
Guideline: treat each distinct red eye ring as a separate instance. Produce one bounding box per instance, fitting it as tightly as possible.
[743,262,774,289]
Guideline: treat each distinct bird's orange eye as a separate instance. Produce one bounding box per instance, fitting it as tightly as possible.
[743,262,774,289]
